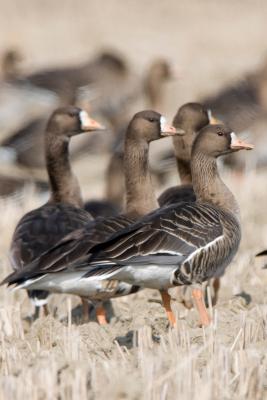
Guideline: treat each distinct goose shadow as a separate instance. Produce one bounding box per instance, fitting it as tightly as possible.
[115,328,161,350]
[58,299,115,325]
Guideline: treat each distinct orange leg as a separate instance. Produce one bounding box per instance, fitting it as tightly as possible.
[191,287,211,327]
[96,304,108,325]
[160,290,176,327]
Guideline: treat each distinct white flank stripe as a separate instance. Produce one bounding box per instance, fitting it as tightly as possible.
[184,234,224,263]
[150,250,183,256]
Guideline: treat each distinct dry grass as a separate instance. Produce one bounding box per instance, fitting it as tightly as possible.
[0,172,267,400]
[1,1,267,399]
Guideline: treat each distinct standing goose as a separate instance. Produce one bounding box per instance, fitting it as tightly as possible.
[13,124,254,327]
[8,106,104,317]
[3,111,182,324]
[72,124,252,326]
[84,59,178,217]
[158,103,222,305]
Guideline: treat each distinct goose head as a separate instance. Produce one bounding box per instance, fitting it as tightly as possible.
[2,48,23,80]
[127,110,184,143]
[96,51,128,75]
[172,102,212,162]
[149,59,173,80]
[46,106,105,137]
[193,124,254,158]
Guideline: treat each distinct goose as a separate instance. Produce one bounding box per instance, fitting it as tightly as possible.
[71,125,252,326]
[8,106,104,318]
[3,111,183,324]
[201,57,267,132]
[158,103,212,207]
[158,103,222,306]
[23,51,128,105]
[143,59,178,110]
[85,60,178,216]
[9,124,254,327]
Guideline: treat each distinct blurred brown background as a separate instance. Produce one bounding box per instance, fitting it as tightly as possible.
[1,0,267,113]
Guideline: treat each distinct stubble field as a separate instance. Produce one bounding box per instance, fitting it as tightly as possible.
[0,1,267,399]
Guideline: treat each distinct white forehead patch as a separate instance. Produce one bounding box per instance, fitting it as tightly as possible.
[207,109,212,122]
[160,116,167,132]
[79,110,90,127]
[230,132,237,144]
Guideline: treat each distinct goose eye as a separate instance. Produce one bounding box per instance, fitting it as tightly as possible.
[217,132,223,136]
[148,118,156,123]
[68,111,77,118]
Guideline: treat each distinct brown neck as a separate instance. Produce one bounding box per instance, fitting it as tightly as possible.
[172,133,194,185]
[124,137,158,219]
[45,132,83,208]
[191,152,240,219]
[176,158,192,184]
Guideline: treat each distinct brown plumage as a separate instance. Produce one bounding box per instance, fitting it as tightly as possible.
[158,103,211,207]
[8,106,104,317]
[201,58,267,132]
[24,51,128,104]
[2,111,183,324]
[13,125,253,327]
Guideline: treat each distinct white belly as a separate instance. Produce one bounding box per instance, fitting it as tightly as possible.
[23,272,123,299]
[111,265,176,290]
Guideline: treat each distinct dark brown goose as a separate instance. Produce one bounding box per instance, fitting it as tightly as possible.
[10,125,254,327]
[158,103,221,307]
[8,106,104,317]
[23,51,128,104]
[158,103,212,207]
[201,57,267,132]
[3,111,183,324]
[83,58,178,216]
[67,125,251,326]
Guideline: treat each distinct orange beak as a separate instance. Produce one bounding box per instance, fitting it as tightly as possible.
[230,132,254,150]
[160,116,185,136]
[161,124,185,137]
